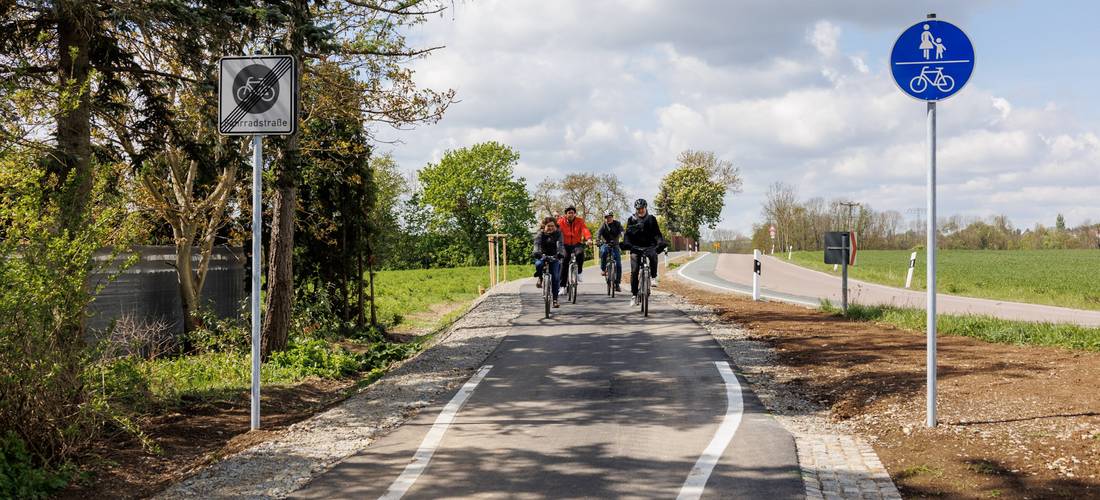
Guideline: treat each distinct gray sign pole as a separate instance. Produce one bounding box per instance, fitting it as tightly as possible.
[251,135,262,430]
[841,233,849,314]
[926,99,938,428]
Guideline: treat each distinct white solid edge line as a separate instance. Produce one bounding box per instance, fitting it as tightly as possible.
[676,253,820,308]
[379,365,493,500]
[677,361,744,500]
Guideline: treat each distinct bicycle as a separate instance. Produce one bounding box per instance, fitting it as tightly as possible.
[909,66,955,94]
[236,77,277,102]
[634,246,656,317]
[540,256,558,318]
[565,246,583,304]
[602,243,619,298]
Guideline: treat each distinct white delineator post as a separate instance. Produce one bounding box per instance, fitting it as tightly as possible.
[926,100,938,428]
[251,135,262,430]
[752,249,761,301]
[905,251,917,289]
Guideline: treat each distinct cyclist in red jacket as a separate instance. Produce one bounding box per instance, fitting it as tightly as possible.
[557,206,592,285]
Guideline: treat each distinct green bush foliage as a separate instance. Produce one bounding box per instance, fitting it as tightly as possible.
[0,433,74,499]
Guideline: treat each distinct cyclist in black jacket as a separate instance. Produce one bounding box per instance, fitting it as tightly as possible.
[623,198,666,306]
[597,211,623,292]
[532,217,566,307]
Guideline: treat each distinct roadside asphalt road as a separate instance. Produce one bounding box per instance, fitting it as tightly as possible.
[292,277,803,499]
[677,252,1100,327]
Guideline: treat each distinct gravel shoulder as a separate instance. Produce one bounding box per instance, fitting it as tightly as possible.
[658,280,900,500]
[664,262,1100,499]
[156,279,529,499]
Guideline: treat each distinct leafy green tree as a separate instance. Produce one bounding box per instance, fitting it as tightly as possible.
[418,142,534,265]
[261,0,456,357]
[655,150,742,240]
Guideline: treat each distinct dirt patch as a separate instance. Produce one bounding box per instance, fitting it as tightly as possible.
[58,378,354,500]
[664,277,1100,499]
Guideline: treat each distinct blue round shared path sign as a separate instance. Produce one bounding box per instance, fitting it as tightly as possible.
[890,19,974,101]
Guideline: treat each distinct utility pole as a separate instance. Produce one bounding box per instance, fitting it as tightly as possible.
[840,201,861,231]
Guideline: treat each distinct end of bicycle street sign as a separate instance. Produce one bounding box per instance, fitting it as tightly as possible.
[890,20,974,102]
[218,55,298,136]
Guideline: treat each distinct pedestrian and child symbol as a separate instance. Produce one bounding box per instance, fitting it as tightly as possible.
[919,24,946,60]
[890,19,974,101]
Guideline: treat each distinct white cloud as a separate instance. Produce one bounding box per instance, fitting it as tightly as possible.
[378,0,1098,232]
[809,21,842,57]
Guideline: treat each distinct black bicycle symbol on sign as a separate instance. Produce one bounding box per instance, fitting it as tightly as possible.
[236,77,276,102]
[909,66,955,94]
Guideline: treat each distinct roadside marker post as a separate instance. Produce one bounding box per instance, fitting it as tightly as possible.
[890,13,974,428]
[752,249,761,301]
[218,55,299,431]
[905,251,918,288]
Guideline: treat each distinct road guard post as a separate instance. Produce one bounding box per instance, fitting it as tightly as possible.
[905,251,918,289]
[890,13,974,427]
[752,249,761,301]
[218,55,298,430]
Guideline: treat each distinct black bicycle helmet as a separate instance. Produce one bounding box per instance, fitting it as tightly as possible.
[633,198,648,209]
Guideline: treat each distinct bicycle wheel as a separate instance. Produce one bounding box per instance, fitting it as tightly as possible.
[909,76,928,94]
[545,280,554,318]
[570,264,578,304]
[936,75,955,92]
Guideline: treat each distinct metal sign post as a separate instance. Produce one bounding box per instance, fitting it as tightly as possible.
[890,14,974,428]
[824,231,855,314]
[250,136,261,430]
[218,55,298,431]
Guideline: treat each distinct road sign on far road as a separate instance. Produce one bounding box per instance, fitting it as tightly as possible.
[219,55,298,135]
[890,19,974,101]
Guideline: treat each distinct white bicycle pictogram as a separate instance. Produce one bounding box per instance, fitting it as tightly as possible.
[909,66,955,94]
[236,77,276,102]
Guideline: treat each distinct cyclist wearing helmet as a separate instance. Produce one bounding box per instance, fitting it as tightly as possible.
[597,211,623,292]
[624,198,666,307]
[557,206,592,284]
[532,217,566,307]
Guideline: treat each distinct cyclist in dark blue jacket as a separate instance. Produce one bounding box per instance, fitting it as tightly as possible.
[597,211,624,292]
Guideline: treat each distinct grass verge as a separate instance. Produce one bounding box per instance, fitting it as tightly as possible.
[789,249,1100,311]
[821,300,1100,351]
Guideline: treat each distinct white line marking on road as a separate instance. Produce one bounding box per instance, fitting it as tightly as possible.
[676,253,820,307]
[677,361,744,500]
[379,365,493,500]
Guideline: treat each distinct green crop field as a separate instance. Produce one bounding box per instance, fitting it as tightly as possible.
[787,249,1100,311]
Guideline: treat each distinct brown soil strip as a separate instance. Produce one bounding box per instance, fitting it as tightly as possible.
[57,378,356,499]
[664,277,1100,499]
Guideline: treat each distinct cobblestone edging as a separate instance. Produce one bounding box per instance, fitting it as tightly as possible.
[798,434,902,500]
[662,291,903,500]
[156,279,529,499]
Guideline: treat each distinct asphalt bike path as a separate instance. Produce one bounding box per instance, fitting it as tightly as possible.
[679,252,1100,326]
[293,279,802,499]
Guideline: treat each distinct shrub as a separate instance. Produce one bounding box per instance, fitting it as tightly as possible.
[186,309,250,354]
[0,432,74,499]
[268,338,360,379]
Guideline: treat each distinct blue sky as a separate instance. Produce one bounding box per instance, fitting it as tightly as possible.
[379,1,1100,234]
